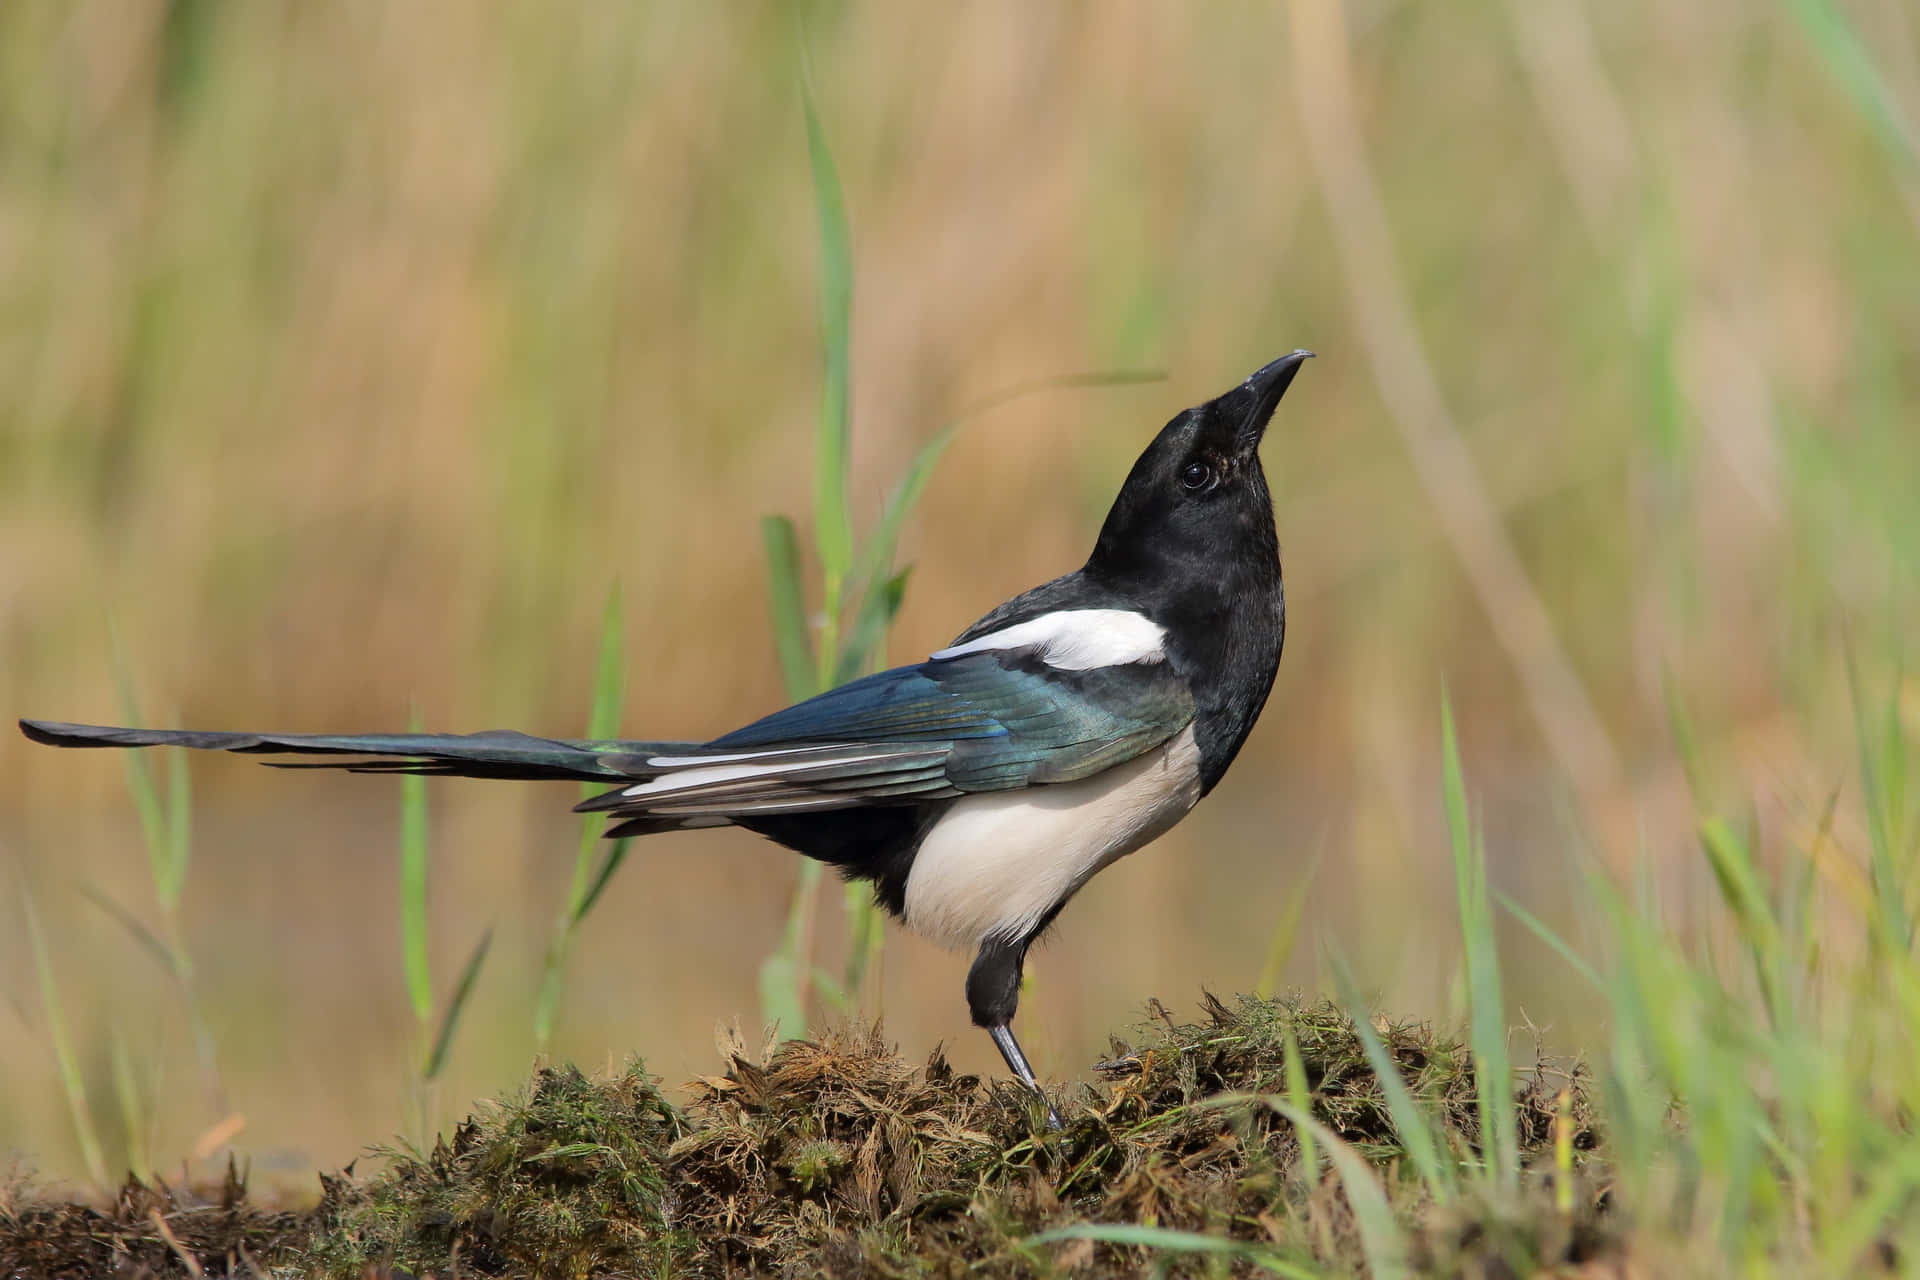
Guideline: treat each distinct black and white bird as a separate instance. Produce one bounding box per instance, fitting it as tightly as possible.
[21,349,1312,1126]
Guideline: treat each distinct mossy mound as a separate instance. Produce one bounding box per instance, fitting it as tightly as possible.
[299,994,1611,1277]
[0,1159,308,1278]
[0,994,1618,1277]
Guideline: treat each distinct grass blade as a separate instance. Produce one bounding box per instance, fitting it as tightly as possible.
[802,67,853,584]
[838,425,957,658]
[108,1029,151,1181]
[1781,0,1920,171]
[834,566,910,686]
[1255,844,1323,997]
[567,586,630,925]
[839,877,883,1008]
[836,370,1159,675]
[81,885,181,979]
[760,514,816,699]
[1699,817,1781,958]
[1442,696,1517,1187]
[760,860,823,1038]
[1846,647,1913,951]
[537,588,629,1049]
[1329,953,1450,1197]
[163,750,191,908]
[399,736,433,1027]
[1267,1099,1412,1280]
[21,881,109,1187]
[1495,891,1602,989]
[425,927,493,1080]
[1026,1223,1317,1277]
[583,585,627,743]
[575,842,634,926]
[1282,1022,1319,1183]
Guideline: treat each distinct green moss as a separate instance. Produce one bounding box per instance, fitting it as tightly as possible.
[0,996,1615,1277]
[306,1061,690,1276]
[290,995,1609,1278]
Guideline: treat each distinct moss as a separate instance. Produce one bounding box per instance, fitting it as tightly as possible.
[306,1061,690,1276]
[0,994,1619,1278]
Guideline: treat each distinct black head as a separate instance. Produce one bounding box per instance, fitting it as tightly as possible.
[1086,351,1312,593]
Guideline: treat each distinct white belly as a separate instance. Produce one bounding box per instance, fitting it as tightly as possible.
[902,725,1203,949]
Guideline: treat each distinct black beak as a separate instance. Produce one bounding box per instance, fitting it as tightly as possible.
[1224,349,1314,453]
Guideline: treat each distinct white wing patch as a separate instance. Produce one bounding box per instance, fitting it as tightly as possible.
[617,750,905,800]
[643,748,823,768]
[901,724,1202,949]
[930,608,1166,670]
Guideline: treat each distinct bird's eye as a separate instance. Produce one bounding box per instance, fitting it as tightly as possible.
[1180,460,1215,491]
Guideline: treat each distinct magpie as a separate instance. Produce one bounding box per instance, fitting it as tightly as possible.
[20,349,1312,1127]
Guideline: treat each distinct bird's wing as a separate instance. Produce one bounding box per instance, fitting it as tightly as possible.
[577,635,1196,824]
[16,721,673,782]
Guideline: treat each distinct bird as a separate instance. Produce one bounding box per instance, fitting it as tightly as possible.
[20,349,1312,1128]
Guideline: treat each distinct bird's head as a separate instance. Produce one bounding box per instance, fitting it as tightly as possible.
[1086,350,1313,589]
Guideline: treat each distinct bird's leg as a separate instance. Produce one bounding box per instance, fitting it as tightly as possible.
[987,1022,1061,1129]
[967,935,1063,1130]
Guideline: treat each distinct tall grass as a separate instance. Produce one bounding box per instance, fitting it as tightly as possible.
[533,586,631,1052]
[1040,680,1919,1273]
[393,712,492,1136]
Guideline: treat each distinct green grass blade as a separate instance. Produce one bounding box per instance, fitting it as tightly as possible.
[569,584,629,918]
[760,860,824,1038]
[1267,1099,1412,1280]
[1699,817,1781,959]
[760,514,816,699]
[1329,954,1450,1196]
[21,882,109,1187]
[836,369,1160,670]
[80,885,181,979]
[425,926,493,1080]
[162,749,191,910]
[1440,692,1472,860]
[585,585,627,743]
[1781,0,1920,171]
[802,68,853,584]
[1442,697,1517,1187]
[399,732,433,1027]
[1495,891,1602,989]
[538,587,629,1048]
[1846,647,1913,950]
[1255,844,1323,997]
[839,878,883,1006]
[1282,1021,1319,1183]
[108,1029,151,1181]
[839,425,957,657]
[1026,1223,1318,1277]
[1662,676,1710,805]
[105,621,191,909]
[834,566,910,686]
[107,685,172,908]
[575,840,633,925]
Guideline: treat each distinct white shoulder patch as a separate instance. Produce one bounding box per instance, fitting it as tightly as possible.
[930,608,1166,670]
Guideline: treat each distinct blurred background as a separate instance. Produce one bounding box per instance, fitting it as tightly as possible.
[3,1,1916,1191]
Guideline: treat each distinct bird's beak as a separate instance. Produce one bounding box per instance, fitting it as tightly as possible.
[1225,349,1314,454]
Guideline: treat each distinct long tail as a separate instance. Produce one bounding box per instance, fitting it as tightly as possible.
[18,719,686,783]
[19,718,956,840]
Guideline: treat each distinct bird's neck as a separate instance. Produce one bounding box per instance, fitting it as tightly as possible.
[1088,537,1284,793]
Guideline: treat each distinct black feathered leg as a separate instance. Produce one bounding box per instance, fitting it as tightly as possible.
[967,935,1063,1129]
